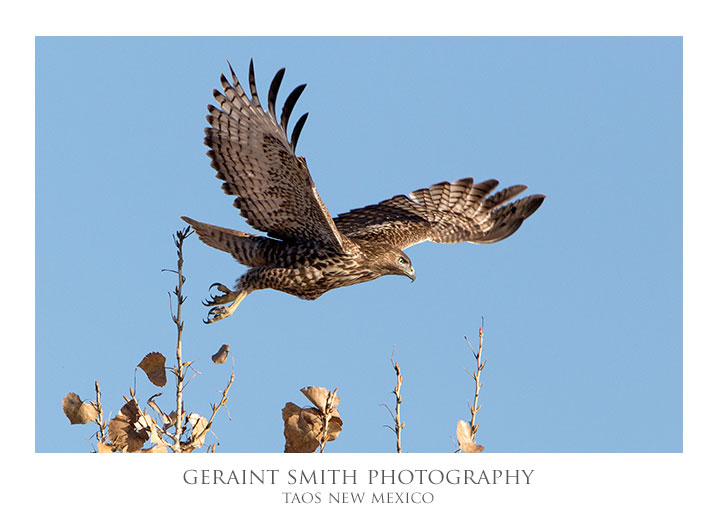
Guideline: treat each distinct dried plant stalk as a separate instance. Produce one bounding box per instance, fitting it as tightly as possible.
[170,227,193,452]
[392,353,404,453]
[193,371,235,448]
[319,388,339,453]
[93,380,107,444]
[465,324,486,442]
[381,346,405,453]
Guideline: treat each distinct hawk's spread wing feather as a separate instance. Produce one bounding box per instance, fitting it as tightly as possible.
[333,178,545,250]
[204,60,346,252]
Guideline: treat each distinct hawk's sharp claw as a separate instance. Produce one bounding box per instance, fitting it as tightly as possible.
[204,305,233,324]
[204,282,237,306]
[201,290,249,324]
[208,282,231,294]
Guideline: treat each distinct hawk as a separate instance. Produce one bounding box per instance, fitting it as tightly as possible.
[182,60,545,323]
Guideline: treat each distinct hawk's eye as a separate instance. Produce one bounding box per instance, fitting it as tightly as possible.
[398,256,407,265]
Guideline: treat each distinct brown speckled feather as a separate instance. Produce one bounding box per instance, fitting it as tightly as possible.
[204,60,346,252]
[334,178,545,249]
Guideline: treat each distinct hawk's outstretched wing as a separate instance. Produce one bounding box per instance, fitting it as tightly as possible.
[204,60,346,252]
[333,178,545,250]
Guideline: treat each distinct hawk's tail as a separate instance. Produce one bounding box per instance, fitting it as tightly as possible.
[180,217,280,267]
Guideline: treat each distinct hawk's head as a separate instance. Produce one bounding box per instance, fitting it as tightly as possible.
[362,242,415,282]
[394,251,416,282]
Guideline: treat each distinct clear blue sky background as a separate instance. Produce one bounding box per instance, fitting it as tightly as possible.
[36,37,681,453]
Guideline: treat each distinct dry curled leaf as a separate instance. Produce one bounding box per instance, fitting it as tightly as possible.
[181,413,209,452]
[282,400,343,453]
[138,352,167,387]
[456,420,484,453]
[97,442,113,453]
[282,403,321,453]
[137,410,165,446]
[135,406,168,452]
[212,344,230,365]
[188,413,209,441]
[108,400,150,452]
[62,393,98,425]
[300,386,340,410]
[140,444,168,453]
[326,415,342,439]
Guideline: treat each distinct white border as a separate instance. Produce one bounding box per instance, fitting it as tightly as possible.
[3,1,719,516]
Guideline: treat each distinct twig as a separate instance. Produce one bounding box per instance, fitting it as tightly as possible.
[465,322,486,442]
[93,380,106,444]
[390,347,404,453]
[179,362,202,393]
[170,227,193,452]
[319,388,338,453]
[380,346,405,453]
[193,371,235,443]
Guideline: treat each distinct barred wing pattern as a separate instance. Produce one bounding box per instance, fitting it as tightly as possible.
[333,178,546,250]
[205,60,346,252]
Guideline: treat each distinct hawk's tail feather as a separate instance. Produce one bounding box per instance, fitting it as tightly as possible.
[180,216,280,267]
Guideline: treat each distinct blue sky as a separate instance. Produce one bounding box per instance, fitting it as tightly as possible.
[36,37,681,453]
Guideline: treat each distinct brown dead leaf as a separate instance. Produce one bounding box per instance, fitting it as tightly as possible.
[456,420,484,453]
[136,410,168,453]
[282,403,322,453]
[211,344,230,364]
[181,413,209,452]
[326,415,343,442]
[188,413,208,441]
[97,442,113,453]
[300,386,340,410]
[62,393,98,425]
[281,401,343,453]
[140,444,168,453]
[138,352,167,387]
[136,410,165,447]
[108,400,150,452]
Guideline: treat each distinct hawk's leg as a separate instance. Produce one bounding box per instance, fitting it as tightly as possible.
[203,283,249,324]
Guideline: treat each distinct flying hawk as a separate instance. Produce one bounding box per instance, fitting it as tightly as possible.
[182,60,545,323]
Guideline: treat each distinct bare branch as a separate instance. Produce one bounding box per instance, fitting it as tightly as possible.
[319,388,339,453]
[191,371,235,445]
[93,381,106,443]
[381,345,404,453]
[468,324,485,443]
[168,227,193,452]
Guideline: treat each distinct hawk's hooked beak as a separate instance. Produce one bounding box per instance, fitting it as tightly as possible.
[407,267,416,283]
